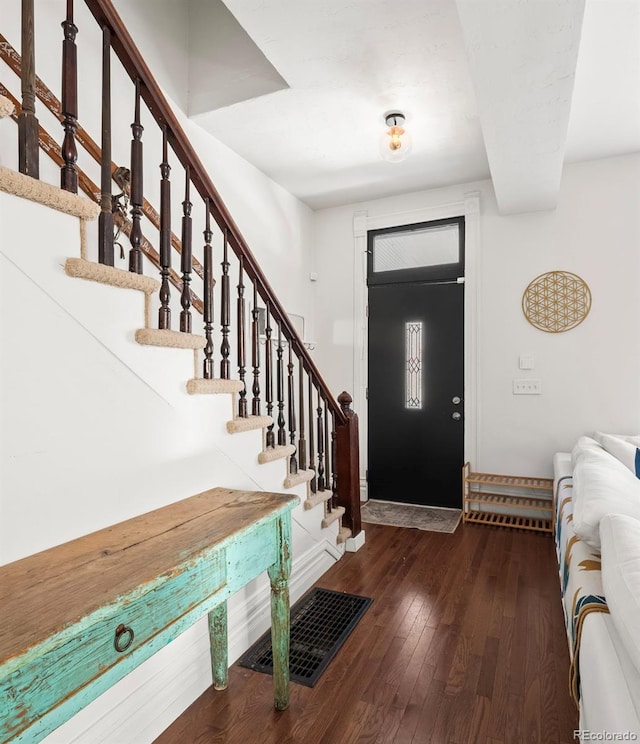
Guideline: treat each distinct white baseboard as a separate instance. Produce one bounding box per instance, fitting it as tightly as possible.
[44,538,339,744]
[346,529,366,552]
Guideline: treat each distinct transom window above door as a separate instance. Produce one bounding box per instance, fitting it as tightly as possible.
[368,216,464,285]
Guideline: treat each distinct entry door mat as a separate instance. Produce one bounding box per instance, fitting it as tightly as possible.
[362,499,461,533]
[237,587,373,687]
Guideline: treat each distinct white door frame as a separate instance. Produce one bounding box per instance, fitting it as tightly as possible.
[352,192,481,501]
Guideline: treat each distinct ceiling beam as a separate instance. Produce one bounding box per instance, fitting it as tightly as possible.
[456,0,586,214]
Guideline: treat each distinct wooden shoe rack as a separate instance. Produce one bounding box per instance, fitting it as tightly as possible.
[462,462,554,533]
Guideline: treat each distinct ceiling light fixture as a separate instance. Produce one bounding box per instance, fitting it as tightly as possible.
[381,111,412,163]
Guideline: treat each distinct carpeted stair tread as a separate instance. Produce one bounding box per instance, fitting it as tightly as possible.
[322,506,345,529]
[186,378,244,395]
[304,489,331,510]
[0,165,99,220]
[226,415,273,434]
[0,95,15,119]
[284,469,315,489]
[135,328,206,349]
[337,526,352,544]
[65,258,159,293]
[258,444,295,464]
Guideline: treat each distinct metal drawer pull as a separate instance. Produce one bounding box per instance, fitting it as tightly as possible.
[114,623,134,652]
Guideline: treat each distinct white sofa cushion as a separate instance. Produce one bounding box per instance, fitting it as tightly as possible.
[571,435,604,467]
[594,431,640,448]
[572,445,640,551]
[596,433,640,478]
[600,513,640,678]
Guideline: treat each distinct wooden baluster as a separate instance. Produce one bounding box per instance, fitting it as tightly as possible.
[251,285,261,416]
[317,390,325,491]
[18,0,39,178]
[180,169,193,333]
[331,412,338,507]
[298,358,307,471]
[97,26,113,265]
[308,376,317,493]
[276,327,286,445]
[60,0,78,192]
[237,258,247,418]
[129,81,144,274]
[287,343,298,475]
[219,229,231,380]
[265,307,275,448]
[158,127,171,329]
[203,201,214,379]
[324,397,331,510]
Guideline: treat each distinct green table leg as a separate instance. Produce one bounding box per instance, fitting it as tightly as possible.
[208,601,228,690]
[267,515,292,710]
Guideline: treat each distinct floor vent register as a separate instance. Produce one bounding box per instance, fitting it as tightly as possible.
[238,587,373,687]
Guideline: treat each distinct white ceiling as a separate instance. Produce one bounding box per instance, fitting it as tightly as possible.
[189,0,640,214]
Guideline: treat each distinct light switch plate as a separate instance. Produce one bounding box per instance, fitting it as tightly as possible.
[513,379,542,395]
[519,354,534,370]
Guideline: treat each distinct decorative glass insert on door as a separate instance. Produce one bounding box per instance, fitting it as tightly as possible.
[405,321,423,409]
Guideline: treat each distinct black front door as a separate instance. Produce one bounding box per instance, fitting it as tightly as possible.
[367,218,464,508]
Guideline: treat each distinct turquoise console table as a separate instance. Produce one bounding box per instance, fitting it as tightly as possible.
[0,487,298,743]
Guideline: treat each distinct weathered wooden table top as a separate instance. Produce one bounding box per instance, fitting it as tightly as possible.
[0,487,298,664]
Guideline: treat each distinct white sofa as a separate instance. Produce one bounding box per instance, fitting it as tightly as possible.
[553,433,640,736]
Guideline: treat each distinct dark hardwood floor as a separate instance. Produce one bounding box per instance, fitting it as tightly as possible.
[154,522,577,744]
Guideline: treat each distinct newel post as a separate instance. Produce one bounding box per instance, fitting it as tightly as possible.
[335,391,362,537]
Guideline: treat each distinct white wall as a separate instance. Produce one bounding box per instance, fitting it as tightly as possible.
[0,3,326,741]
[0,186,337,744]
[111,0,190,113]
[110,0,316,326]
[312,153,640,477]
[1,0,315,330]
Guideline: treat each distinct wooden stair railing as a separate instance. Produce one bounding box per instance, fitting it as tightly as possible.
[1,0,362,538]
[0,33,206,283]
[0,83,205,315]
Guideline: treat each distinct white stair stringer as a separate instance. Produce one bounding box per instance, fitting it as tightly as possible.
[1,177,349,744]
[0,192,201,407]
[1,186,346,553]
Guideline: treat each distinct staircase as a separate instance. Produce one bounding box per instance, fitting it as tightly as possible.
[0,2,363,742]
